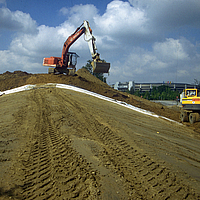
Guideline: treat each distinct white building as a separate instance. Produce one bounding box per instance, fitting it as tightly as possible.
[114,81,134,92]
[112,81,196,93]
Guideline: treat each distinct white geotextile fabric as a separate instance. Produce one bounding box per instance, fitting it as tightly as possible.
[1,83,180,124]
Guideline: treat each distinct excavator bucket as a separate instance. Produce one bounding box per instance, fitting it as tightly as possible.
[92,61,110,73]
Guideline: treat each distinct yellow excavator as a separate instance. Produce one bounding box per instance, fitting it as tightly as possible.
[43,20,110,75]
[180,88,200,124]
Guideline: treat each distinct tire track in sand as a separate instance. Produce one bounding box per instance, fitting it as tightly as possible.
[54,89,199,199]
[16,89,100,200]
[91,122,196,199]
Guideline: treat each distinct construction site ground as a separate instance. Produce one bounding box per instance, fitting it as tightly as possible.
[0,69,200,199]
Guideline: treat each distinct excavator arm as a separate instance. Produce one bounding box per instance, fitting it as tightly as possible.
[83,21,98,60]
[83,21,110,73]
[60,23,86,67]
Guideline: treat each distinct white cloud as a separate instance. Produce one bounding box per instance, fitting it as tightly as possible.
[0,9,96,73]
[0,7,37,33]
[112,37,200,83]
[153,38,189,61]
[10,25,64,57]
[0,1,200,85]
[129,0,200,29]
[0,50,42,73]
[60,4,98,26]
[59,7,69,15]
[0,0,6,6]
[94,1,149,42]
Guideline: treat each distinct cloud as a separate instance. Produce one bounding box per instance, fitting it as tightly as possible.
[59,7,68,15]
[0,7,38,33]
[8,20,94,60]
[94,1,150,44]
[0,0,6,6]
[0,0,200,85]
[153,38,189,62]
[10,25,63,57]
[0,13,95,73]
[129,0,200,29]
[60,4,98,26]
[0,49,42,73]
[116,37,200,83]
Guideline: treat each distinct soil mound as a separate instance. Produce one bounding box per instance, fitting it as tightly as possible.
[1,69,200,199]
[0,69,199,132]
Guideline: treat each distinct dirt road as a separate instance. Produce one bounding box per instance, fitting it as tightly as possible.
[0,87,200,199]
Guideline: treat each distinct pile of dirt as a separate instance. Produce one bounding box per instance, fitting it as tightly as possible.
[0,69,199,132]
[1,69,200,199]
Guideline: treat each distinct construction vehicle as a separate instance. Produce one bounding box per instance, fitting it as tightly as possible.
[180,88,200,124]
[43,20,110,75]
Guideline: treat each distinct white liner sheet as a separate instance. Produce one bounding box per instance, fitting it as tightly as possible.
[1,83,181,125]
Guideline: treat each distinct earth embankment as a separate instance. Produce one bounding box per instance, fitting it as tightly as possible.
[0,69,200,199]
[1,69,199,132]
[0,69,185,123]
[0,86,200,199]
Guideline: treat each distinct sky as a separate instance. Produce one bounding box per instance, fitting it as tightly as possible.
[0,0,200,84]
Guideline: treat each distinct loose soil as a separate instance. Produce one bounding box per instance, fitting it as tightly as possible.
[0,69,200,199]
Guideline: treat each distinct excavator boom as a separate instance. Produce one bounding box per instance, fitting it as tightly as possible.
[83,21,110,73]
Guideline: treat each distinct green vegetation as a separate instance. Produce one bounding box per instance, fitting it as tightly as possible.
[127,85,180,100]
[82,60,93,74]
[82,60,107,83]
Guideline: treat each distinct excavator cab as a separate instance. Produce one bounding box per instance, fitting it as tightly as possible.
[67,52,79,69]
[67,52,79,75]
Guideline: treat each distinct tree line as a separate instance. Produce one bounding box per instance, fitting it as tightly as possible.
[127,85,180,100]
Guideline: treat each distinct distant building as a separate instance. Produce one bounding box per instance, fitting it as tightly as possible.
[114,81,134,92]
[112,82,196,93]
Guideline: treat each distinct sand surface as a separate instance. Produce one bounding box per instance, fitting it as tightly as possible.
[0,69,200,199]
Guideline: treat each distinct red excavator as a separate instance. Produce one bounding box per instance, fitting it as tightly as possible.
[43,20,110,75]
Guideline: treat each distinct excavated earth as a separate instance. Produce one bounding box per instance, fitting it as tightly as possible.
[0,69,200,199]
